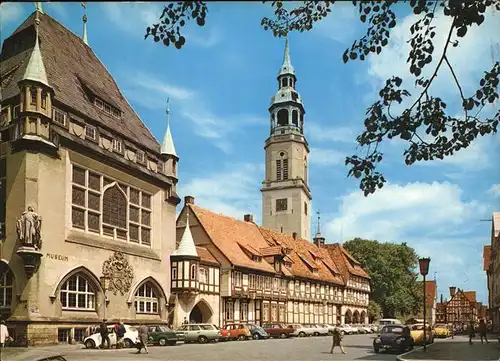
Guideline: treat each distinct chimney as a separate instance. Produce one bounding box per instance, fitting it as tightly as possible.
[313,238,325,248]
[184,195,195,205]
[440,294,443,303]
[243,214,254,223]
[292,232,297,239]
[449,286,456,297]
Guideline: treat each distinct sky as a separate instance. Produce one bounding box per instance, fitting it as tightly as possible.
[1,2,499,304]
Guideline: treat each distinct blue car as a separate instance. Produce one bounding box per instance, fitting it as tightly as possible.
[245,323,270,340]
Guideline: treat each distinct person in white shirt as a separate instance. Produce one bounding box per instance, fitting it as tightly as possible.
[0,320,9,348]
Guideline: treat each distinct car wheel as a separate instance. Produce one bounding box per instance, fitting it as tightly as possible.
[313,332,319,336]
[374,347,379,353]
[84,339,95,349]
[280,333,287,339]
[253,333,260,340]
[298,331,306,337]
[237,335,246,341]
[158,338,167,346]
[124,339,133,348]
[198,336,208,344]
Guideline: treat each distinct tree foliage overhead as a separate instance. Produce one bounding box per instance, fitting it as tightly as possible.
[145,1,499,197]
[343,238,423,318]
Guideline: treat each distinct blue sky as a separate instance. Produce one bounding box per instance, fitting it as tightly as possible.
[2,2,499,304]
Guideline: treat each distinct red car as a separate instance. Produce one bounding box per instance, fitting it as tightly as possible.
[214,325,231,341]
[262,323,295,338]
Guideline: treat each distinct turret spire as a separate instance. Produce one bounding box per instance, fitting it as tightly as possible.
[82,2,88,45]
[161,98,177,157]
[315,211,322,237]
[35,2,43,14]
[279,37,295,77]
[172,208,198,257]
[22,7,49,87]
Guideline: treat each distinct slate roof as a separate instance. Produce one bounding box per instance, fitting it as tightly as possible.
[186,204,346,285]
[0,11,160,153]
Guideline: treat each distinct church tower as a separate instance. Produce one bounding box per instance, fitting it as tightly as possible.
[261,38,311,240]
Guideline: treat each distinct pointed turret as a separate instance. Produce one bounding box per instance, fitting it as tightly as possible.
[22,11,49,87]
[82,3,88,45]
[172,208,198,257]
[313,211,325,247]
[278,37,295,77]
[161,98,177,157]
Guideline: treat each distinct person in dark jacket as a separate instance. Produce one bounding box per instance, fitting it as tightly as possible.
[116,320,126,349]
[136,324,149,354]
[467,320,475,345]
[478,319,489,344]
[99,319,110,349]
[330,322,346,354]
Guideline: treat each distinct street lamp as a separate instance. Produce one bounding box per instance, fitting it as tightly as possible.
[100,275,111,320]
[449,286,456,339]
[419,257,431,352]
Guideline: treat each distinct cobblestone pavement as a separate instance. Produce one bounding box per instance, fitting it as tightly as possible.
[398,335,500,361]
[1,334,408,361]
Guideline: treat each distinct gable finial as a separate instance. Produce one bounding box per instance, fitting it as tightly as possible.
[316,210,321,235]
[166,97,170,126]
[81,2,88,45]
[35,2,43,14]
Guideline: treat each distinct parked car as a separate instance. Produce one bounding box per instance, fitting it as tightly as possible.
[362,325,374,333]
[368,324,378,333]
[410,323,434,345]
[309,324,329,336]
[286,324,315,337]
[223,323,252,341]
[176,324,221,344]
[83,324,138,349]
[373,325,413,354]
[262,323,295,338]
[433,324,451,338]
[355,324,368,334]
[321,324,336,335]
[245,323,270,340]
[374,318,403,333]
[148,325,179,346]
[214,325,231,341]
[342,324,358,335]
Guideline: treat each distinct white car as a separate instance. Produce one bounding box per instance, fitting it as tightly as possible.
[84,324,138,349]
[362,325,373,333]
[342,324,358,334]
[310,324,329,336]
[286,324,315,337]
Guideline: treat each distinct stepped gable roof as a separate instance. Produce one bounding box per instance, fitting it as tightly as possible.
[0,11,159,152]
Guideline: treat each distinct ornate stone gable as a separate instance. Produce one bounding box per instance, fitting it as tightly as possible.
[102,251,134,296]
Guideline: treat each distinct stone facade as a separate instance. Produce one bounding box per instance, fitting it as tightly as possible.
[0,10,179,345]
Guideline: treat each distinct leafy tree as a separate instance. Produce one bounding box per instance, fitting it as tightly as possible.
[367,300,382,322]
[343,238,423,318]
[145,1,499,197]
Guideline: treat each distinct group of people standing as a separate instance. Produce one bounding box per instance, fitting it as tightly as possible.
[97,319,150,354]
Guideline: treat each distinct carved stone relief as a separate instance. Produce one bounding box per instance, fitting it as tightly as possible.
[16,206,42,250]
[102,251,134,296]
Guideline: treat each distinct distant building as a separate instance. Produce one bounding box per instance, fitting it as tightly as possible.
[445,287,477,325]
[415,280,437,325]
[485,212,500,331]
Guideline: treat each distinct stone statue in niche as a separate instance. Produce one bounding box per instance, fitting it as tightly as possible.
[102,251,134,296]
[16,206,43,250]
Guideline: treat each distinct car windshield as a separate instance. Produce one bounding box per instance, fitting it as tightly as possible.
[199,325,215,330]
[157,326,171,332]
[212,325,220,330]
[382,326,404,334]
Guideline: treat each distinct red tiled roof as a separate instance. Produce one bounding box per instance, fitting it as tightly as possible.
[463,291,476,304]
[324,243,371,281]
[259,246,283,256]
[196,246,219,265]
[483,245,492,271]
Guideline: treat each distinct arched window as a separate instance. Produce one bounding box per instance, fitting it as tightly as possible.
[300,113,304,132]
[102,184,127,237]
[190,264,197,280]
[41,90,47,109]
[281,78,288,88]
[277,109,288,127]
[30,87,37,105]
[135,283,159,314]
[0,265,13,308]
[292,110,299,126]
[290,79,294,88]
[60,273,95,310]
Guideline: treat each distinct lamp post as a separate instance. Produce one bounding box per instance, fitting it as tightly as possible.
[100,275,111,320]
[419,257,431,352]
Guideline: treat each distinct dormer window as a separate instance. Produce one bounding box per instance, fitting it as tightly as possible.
[94,97,121,119]
[13,105,20,119]
[136,150,145,164]
[85,125,96,141]
[190,264,197,280]
[252,255,261,262]
[53,108,66,126]
[41,90,47,109]
[112,139,122,153]
[30,87,37,105]
[274,258,281,272]
[95,98,104,109]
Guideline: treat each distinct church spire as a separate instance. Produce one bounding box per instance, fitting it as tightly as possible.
[278,37,295,77]
[172,208,198,257]
[22,7,49,87]
[315,211,322,237]
[161,98,177,157]
[82,2,88,45]
[313,211,325,247]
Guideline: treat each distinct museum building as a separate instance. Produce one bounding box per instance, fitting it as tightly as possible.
[0,8,179,345]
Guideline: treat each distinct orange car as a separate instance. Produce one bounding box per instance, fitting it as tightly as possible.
[215,325,231,341]
[223,323,251,341]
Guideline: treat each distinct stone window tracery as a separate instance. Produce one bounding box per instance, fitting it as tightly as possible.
[71,164,152,246]
[30,87,37,105]
[277,109,288,127]
[135,283,158,314]
[60,274,95,310]
[0,265,13,308]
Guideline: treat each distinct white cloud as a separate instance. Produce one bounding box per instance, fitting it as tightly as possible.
[309,147,346,166]
[324,181,489,302]
[179,163,264,223]
[312,3,360,44]
[0,2,23,32]
[489,184,500,198]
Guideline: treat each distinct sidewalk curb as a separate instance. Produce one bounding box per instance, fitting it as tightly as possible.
[396,342,438,361]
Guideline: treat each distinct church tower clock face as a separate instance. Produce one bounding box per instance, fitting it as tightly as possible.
[261,38,311,241]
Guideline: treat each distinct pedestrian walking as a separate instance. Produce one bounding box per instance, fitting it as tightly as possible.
[99,319,110,349]
[478,319,489,344]
[0,320,9,349]
[330,322,346,355]
[467,320,475,345]
[116,320,126,349]
[136,324,149,354]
